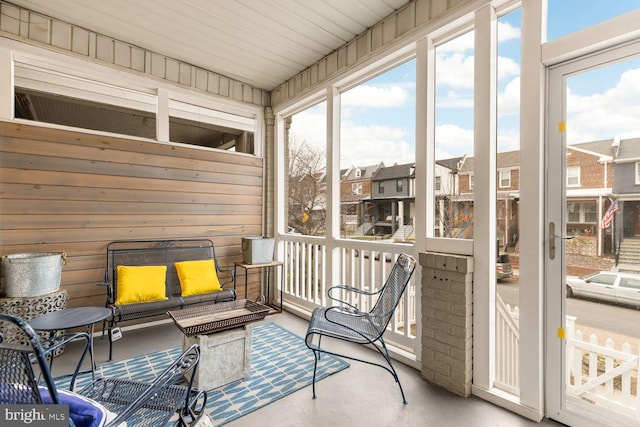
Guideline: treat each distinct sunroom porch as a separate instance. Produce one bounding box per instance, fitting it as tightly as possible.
[48,309,558,427]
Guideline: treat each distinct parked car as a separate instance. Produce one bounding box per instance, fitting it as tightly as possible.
[566,271,640,308]
[496,253,513,280]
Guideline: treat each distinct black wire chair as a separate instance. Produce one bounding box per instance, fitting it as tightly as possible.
[305,252,417,404]
[0,313,207,427]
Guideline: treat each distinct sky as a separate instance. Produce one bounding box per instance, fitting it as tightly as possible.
[289,2,640,169]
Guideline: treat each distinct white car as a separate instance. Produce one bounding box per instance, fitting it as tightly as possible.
[566,271,640,308]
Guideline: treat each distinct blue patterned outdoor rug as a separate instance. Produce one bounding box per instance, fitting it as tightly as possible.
[55,322,349,426]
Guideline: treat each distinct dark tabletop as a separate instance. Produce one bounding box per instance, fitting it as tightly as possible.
[29,306,112,331]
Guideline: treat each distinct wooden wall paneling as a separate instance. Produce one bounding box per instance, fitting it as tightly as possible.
[0,122,265,310]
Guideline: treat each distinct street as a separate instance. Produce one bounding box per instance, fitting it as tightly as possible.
[497,281,640,340]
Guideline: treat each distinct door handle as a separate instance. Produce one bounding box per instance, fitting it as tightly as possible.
[549,222,575,260]
[549,222,557,260]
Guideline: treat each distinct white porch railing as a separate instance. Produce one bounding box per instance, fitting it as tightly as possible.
[280,237,417,351]
[495,293,520,395]
[496,297,639,417]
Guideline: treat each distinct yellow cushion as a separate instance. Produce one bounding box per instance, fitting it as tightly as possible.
[115,265,168,305]
[175,260,222,297]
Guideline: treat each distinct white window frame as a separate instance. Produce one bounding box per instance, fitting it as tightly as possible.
[636,162,640,184]
[567,200,597,223]
[499,169,511,188]
[352,182,362,195]
[566,166,580,186]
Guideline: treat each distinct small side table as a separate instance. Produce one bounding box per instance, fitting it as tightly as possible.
[233,261,284,312]
[29,306,112,381]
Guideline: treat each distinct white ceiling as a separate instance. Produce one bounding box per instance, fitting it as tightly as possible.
[10,0,411,91]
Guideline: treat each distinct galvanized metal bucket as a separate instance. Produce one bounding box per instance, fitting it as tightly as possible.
[0,252,67,297]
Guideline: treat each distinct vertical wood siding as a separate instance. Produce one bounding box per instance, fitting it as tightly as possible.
[0,122,264,311]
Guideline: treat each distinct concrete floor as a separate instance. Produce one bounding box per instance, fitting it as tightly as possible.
[51,311,565,427]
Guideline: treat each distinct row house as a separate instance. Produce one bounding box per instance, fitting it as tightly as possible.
[370,163,416,239]
[339,163,383,237]
[339,138,629,256]
[458,140,617,255]
[613,137,640,239]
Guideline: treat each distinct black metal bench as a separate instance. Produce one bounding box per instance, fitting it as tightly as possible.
[102,239,236,360]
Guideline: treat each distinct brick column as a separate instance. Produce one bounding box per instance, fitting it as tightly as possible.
[419,251,473,397]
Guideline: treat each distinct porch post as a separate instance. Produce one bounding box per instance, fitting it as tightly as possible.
[471,3,497,391]
[325,86,341,293]
[518,0,545,416]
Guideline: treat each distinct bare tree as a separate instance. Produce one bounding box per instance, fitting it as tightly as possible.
[287,138,326,235]
[435,170,473,239]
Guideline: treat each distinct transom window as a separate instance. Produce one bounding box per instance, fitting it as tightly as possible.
[12,61,256,154]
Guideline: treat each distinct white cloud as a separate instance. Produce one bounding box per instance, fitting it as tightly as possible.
[289,108,326,151]
[436,52,474,89]
[436,31,474,54]
[342,84,408,108]
[340,122,414,167]
[497,127,520,152]
[436,21,519,55]
[567,67,640,143]
[435,124,474,159]
[498,76,520,117]
[497,21,521,42]
[289,108,414,168]
[498,56,520,81]
[436,89,473,109]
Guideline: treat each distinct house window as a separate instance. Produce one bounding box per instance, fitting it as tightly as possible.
[435,176,441,191]
[499,170,510,188]
[584,202,597,223]
[567,201,597,223]
[352,183,362,195]
[567,202,580,222]
[469,174,474,190]
[636,162,640,184]
[355,168,362,178]
[567,166,580,186]
[397,179,403,192]
[379,182,384,194]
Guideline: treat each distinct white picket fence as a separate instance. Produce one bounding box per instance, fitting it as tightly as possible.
[496,296,640,418]
[566,318,640,418]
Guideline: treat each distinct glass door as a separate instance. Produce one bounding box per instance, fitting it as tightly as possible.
[546,43,640,426]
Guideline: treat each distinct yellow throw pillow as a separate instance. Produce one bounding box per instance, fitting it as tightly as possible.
[115,265,168,305]
[175,259,222,297]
